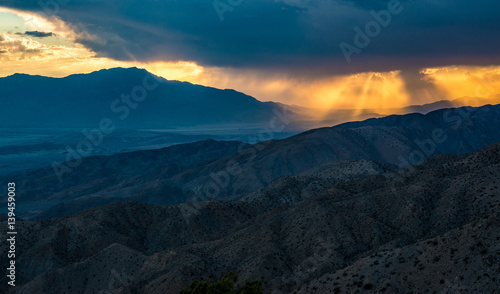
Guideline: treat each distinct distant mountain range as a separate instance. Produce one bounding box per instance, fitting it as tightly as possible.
[287,95,500,129]
[1,86,500,293]
[2,141,499,293]
[0,67,295,129]
[4,103,500,219]
[2,67,499,130]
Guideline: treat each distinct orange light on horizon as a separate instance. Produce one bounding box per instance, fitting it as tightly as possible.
[2,7,500,115]
[422,66,500,100]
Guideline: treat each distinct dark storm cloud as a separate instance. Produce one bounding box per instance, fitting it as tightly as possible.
[24,31,54,38]
[2,0,500,74]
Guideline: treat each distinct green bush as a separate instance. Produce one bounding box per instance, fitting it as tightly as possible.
[180,272,263,294]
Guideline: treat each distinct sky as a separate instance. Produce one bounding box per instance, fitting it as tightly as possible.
[0,0,499,110]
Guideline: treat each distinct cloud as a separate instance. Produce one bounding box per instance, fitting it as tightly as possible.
[0,31,131,78]
[2,0,499,76]
[397,69,448,105]
[0,34,43,56]
[0,32,95,63]
[24,30,54,38]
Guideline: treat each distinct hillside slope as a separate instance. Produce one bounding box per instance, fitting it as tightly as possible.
[2,143,499,293]
[5,104,500,219]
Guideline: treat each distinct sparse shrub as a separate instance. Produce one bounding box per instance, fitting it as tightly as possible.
[179,272,263,294]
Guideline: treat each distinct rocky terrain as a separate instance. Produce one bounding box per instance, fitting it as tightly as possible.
[5,104,500,219]
[2,143,499,293]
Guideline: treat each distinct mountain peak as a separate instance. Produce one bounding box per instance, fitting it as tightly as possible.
[0,69,287,128]
[65,66,152,79]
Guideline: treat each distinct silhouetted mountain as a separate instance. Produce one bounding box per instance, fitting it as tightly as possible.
[3,68,496,133]
[2,143,499,293]
[304,94,500,128]
[0,67,294,128]
[5,104,500,219]
[379,95,500,115]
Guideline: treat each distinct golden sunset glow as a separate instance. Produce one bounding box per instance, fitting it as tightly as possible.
[1,7,500,113]
[177,66,500,115]
[145,62,206,83]
[422,66,500,100]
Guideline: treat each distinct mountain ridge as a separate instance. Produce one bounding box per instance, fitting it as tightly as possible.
[2,142,499,293]
[3,67,499,130]
[4,103,500,219]
[0,67,295,129]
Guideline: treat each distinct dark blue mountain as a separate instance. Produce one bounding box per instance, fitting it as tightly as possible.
[0,67,290,128]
